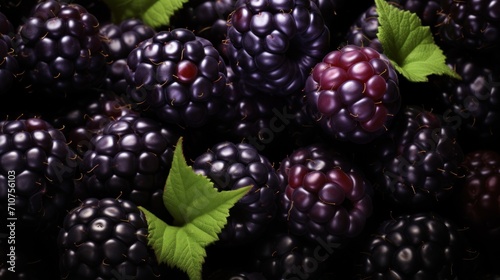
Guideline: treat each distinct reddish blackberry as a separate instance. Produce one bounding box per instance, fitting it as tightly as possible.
[279,144,374,244]
[192,141,281,245]
[100,19,155,95]
[304,45,401,144]
[125,28,228,128]
[0,11,20,94]
[437,0,500,52]
[225,0,330,96]
[356,212,464,279]
[370,106,464,211]
[0,118,78,232]
[77,114,179,220]
[13,0,108,96]
[57,198,163,279]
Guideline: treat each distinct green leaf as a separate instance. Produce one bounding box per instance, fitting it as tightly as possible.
[375,0,461,82]
[139,137,251,280]
[101,0,189,28]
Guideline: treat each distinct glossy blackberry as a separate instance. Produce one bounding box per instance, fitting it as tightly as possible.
[304,45,401,144]
[100,19,155,95]
[225,0,330,96]
[14,0,108,96]
[370,106,464,211]
[437,0,500,52]
[357,212,463,279]
[279,144,373,244]
[78,114,179,220]
[0,118,78,232]
[192,141,281,245]
[0,11,20,94]
[437,51,500,149]
[125,28,228,128]
[57,198,162,279]
[228,272,266,280]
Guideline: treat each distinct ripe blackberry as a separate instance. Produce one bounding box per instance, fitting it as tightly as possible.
[14,0,108,96]
[304,45,401,144]
[77,114,179,220]
[225,0,330,96]
[357,212,464,279]
[0,11,20,94]
[0,118,78,232]
[100,19,155,95]
[370,106,464,211]
[192,141,281,245]
[279,143,374,244]
[57,198,163,279]
[125,28,228,128]
[437,0,500,52]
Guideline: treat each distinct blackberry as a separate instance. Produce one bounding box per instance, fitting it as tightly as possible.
[100,19,155,95]
[14,0,108,96]
[77,114,179,220]
[437,0,500,52]
[125,28,228,128]
[370,106,464,211]
[0,118,78,232]
[0,11,20,94]
[225,0,330,96]
[279,143,374,244]
[57,198,162,279]
[304,45,401,144]
[357,212,464,279]
[192,141,281,245]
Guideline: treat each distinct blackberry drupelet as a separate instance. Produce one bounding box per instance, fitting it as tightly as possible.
[78,114,179,220]
[304,45,401,144]
[100,19,155,95]
[192,141,281,245]
[13,0,108,97]
[0,11,20,94]
[125,28,228,128]
[279,144,373,244]
[370,106,464,211]
[225,0,330,96]
[0,118,78,232]
[57,198,163,279]
[357,212,464,279]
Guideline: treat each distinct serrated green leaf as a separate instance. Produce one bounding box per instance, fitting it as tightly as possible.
[139,138,251,280]
[101,0,188,28]
[375,0,461,82]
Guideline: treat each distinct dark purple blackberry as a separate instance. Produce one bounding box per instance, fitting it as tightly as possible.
[437,0,500,52]
[13,0,108,96]
[437,51,500,149]
[225,0,330,96]
[77,114,179,220]
[100,19,155,95]
[125,28,228,128]
[57,198,163,279]
[357,212,463,279]
[0,118,78,232]
[370,106,464,211]
[304,45,401,144]
[228,272,266,280]
[192,141,281,245]
[279,144,373,244]
[0,11,20,94]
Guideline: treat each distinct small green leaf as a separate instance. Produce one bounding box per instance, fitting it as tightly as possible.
[375,0,461,82]
[139,138,251,280]
[101,0,189,28]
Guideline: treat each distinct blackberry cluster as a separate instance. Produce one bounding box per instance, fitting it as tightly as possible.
[78,114,179,220]
[125,28,228,128]
[0,11,19,94]
[225,0,330,96]
[357,212,464,279]
[279,144,373,244]
[57,198,163,279]
[100,19,156,95]
[14,0,108,96]
[192,141,281,245]
[370,106,464,211]
[0,118,78,232]
[304,45,401,144]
